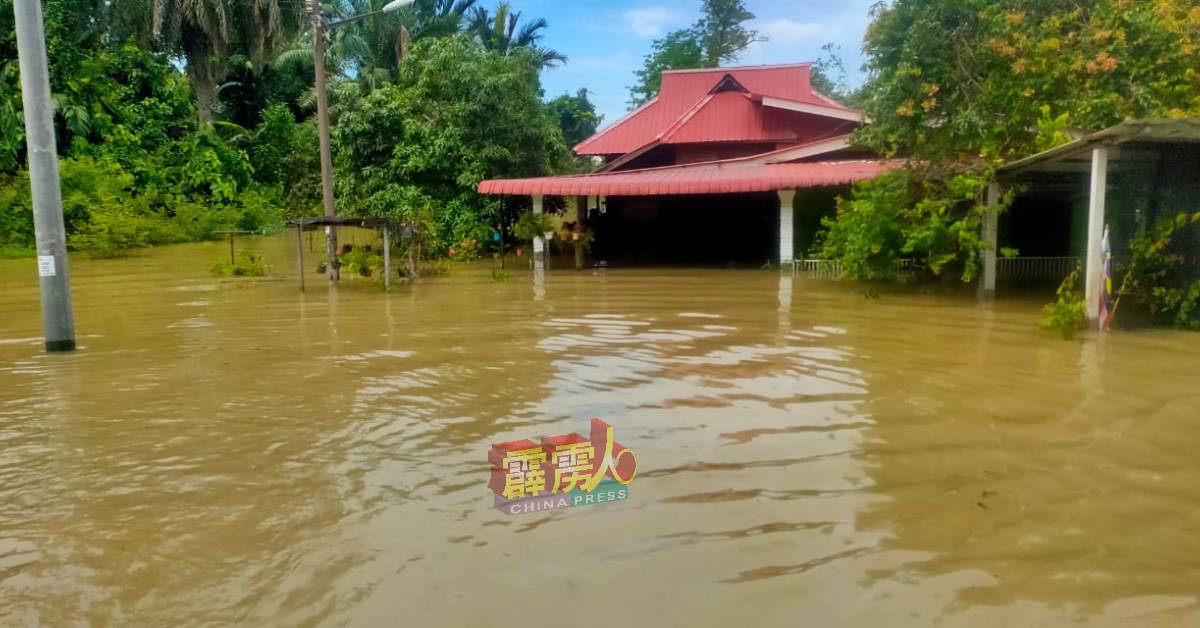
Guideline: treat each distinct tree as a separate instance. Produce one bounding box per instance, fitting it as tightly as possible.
[335,35,570,252]
[856,0,1200,163]
[467,2,566,68]
[696,0,757,66]
[810,43,856,104]
[118,0,304,123]
[627,29,705,107]
[626,0,760,106]
[546,88,601,148]
[820,0,1200,284]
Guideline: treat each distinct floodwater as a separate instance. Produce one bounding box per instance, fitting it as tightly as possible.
[1,233,1199,627]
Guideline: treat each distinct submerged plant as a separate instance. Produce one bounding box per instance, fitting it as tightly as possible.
[1113,211,1200,330]
[1042,267,1086,339]
[211,252,268,277]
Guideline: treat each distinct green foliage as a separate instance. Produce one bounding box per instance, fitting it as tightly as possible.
[1117,211,1200,329]
[336,35,569,254]
[1042,267,1087,339]
[820,168,1001,282]
[821,0,1200,292]
[0,0,565,259]
[856,0,1200,162]
[512,211,554,242]
[546,88,602,157]
[627,0,758,106]
[339,247,382,277]
[211,252,268,277]
[490,268,512,282]
[695,0,758,66]
[467,1,566,68]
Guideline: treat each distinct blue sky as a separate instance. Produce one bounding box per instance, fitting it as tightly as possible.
[504,0,878,128]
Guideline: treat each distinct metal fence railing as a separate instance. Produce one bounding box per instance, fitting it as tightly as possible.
[794,256,1081,282]
[795,259,844,279]
[996,256,1080,280]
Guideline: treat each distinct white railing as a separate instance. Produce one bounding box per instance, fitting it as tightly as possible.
[997,256,1080,280]
[795,259,844,279]
[795,256,1080,282]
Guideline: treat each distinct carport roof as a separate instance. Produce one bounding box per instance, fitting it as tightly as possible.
[999,119,1200,178]
[477,160,896,197]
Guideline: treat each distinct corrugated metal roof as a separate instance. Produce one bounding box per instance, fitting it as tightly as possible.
[477,160,896,197]
[574,64,858,156]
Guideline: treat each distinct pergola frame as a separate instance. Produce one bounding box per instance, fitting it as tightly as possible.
[285,216,412,291]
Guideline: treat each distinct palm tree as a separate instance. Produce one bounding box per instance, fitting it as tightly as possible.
[114,0,303,124]
[275,0,478,100]
[467,2,566,68]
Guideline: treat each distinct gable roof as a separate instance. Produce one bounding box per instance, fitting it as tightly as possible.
[575,64,858,157]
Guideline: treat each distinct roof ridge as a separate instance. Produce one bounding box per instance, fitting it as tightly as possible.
[662,63,812,75]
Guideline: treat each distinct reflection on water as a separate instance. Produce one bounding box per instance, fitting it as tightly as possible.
[1,235,1198,626]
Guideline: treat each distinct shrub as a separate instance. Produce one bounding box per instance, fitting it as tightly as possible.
[211,252,268,276]
[1041,268,1087,340]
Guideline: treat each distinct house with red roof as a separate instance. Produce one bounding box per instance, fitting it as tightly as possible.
[478,64,895,267]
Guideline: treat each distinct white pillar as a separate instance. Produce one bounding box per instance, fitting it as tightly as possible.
[1085,147,1108,328]
[979,182,1000,298]
[382,224,390,289]
[531,194,545,272]
[778,189,796,266]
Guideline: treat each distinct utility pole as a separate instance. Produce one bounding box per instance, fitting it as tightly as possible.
[312,0,339,284]
[12,0,74,352]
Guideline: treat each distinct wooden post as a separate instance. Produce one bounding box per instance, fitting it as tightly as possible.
[1085,146,1108,328]
[979,182,1000,298]
[228,231,236,265]
[295,223,305,292]
[382,224,391,289]
[777,189,796,266]
[407,232,416,279]
[532,194,545,272]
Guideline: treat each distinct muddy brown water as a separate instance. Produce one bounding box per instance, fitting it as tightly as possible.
[1,233,1199,627]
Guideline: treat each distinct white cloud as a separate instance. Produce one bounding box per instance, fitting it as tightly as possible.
[759,17,833,42]
[622,7,685,38]
[738,18,843,65]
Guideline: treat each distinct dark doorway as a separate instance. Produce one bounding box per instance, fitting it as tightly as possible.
[590,193,777,266]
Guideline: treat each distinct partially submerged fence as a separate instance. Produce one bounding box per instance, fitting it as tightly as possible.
[794,256,1080,282]
[996,256,1079,281]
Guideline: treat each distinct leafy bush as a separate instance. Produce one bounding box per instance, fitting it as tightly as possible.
[820,168,1003,283]
[339,247,381,278]
[1042,268,1087,340]
[512,211,555,242]
[211,252,268,277]
[1115,212,1200,330]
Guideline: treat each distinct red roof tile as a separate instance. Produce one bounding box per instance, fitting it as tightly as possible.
[477,160,896,197]
[575,64,856,156]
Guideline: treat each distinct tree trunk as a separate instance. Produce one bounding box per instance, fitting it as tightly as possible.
[186,56,220,126]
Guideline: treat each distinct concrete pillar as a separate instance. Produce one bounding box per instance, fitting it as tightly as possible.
[778,189,796,266]
[532,194,545,272]
[979,182,1000,298]
[1085,147,1108,328]
[573,196,585,271]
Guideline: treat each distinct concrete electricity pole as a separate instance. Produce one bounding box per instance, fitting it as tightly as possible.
[310,0,414,286]
[12,0,75,352]
[311,0,340,284]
